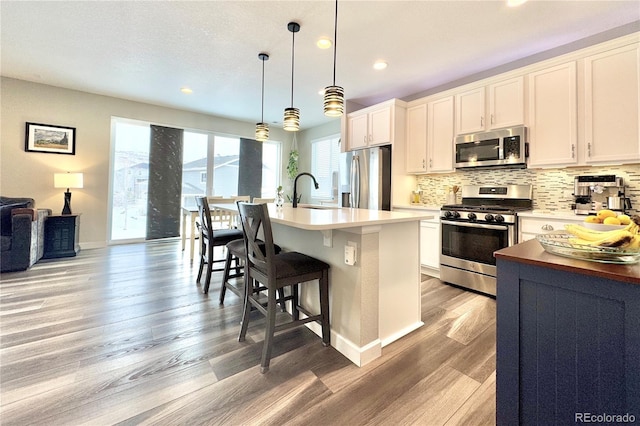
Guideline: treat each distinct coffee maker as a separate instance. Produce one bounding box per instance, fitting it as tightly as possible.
[573,175,631,215]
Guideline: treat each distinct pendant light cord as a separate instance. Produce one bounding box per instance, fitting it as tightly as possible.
[332,0,338,85]
[261,58,265,123]
[290,30,295,107]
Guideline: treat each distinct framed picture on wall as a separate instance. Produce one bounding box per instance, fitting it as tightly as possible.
[25,122,76,155]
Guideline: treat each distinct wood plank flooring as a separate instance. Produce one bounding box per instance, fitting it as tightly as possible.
[0,240,496,425]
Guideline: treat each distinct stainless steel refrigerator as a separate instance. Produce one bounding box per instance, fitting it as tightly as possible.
[339,145,392,211]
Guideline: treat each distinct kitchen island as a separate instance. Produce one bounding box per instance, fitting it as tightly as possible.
[247,204,434,367]
[495,239,640,424]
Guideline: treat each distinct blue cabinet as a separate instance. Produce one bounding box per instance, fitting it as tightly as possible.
[496,241,640,425]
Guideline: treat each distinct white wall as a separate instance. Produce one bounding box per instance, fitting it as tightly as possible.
[0,77,293,248]
[294,120,341,203]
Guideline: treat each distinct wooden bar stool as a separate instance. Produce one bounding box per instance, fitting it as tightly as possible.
[236,202,330,373]
[195,196,243,294]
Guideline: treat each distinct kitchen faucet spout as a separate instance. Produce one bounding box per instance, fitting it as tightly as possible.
[293,172,319,208]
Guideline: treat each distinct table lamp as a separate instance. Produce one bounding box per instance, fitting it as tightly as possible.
[54,172,83,215]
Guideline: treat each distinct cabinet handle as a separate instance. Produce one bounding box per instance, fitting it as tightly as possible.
[368,134,373,142]
[363,135,367,143]
[587,142,591,157]
[541,224,554,231]
[422,159,426,169]
[491,114,494,124]
[571,144,575,158]
[429,158,433,168]
[480,116,484,127]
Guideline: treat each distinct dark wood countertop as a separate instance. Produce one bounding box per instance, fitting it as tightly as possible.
[495,239,640,285]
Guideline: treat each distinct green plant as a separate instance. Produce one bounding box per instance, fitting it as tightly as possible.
[286,150,299,180]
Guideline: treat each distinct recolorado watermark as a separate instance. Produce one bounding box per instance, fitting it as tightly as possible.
[575,412,636,423]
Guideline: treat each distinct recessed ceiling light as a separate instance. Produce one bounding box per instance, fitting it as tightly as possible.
[373,60,388,70]
[507,0,527,6]
[317,38,332,49]
[180,87,193,94]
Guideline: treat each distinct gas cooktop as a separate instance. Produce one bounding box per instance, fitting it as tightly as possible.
[441,204,531,213]
[440,185,533,224]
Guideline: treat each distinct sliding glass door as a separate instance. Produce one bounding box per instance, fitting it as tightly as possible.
[110,120,150,241]
[109,118,282,243]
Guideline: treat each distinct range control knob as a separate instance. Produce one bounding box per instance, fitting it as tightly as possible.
[443,211,454,219]
[467,212,477,221]
[495,214,505,223]
[452,211,461,218]
[485,214,494,222]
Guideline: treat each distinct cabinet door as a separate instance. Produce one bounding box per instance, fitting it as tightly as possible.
[348,113,368,150]
[584,43,640,164]
[455,87,485,134]
[518,216,583,243]
[368,106,392,146]
[406,104,427,173]
[489,76,524,129]
[420,219,441,270]
[527,62,578,167]
[427,96,455,173]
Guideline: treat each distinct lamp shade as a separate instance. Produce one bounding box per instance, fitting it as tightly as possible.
[54,172,83,189]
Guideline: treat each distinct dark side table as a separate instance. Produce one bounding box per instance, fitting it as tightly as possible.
[43,214,80,259]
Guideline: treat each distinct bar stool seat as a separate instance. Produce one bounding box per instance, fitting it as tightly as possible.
[195,196,243,293]
[237,202,330,373]
[219,239,284,307]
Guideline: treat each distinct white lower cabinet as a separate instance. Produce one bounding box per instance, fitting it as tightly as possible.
[420,218,441,276]
[519,215,584,243]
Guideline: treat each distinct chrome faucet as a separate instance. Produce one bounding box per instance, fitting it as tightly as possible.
[292,172,319,208]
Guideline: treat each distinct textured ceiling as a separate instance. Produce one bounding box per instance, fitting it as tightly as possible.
[2,1,639,130]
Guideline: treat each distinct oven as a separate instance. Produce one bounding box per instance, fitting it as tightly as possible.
[439,185,532,296]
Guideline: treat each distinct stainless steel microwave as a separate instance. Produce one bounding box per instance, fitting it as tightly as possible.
[455,126,528,169]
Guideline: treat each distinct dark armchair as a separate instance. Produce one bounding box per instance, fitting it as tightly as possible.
[1,197,51,272]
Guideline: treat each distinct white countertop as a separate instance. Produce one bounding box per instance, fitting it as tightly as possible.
[266,204,434,231]
[518,209,583,221]
[393,203,442,212]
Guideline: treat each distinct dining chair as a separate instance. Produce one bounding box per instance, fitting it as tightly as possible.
[236,202,330,373]
[208,197,234,229]
[195,196,244,294]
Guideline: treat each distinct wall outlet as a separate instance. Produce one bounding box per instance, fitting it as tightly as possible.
[345,241,357,265]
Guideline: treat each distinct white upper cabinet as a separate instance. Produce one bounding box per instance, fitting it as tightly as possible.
[455,77,524,135]
[584,43,640,164]
[346,99,405,151]
[427,95,455,173]
[489,76,524,129]
[527,62,578,167]
[405,103,427,173]
[368,107,392,146]
[348,113,369,150]
[455,87,485,134]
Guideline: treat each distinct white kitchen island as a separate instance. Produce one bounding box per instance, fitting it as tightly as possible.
[258,204,434,367]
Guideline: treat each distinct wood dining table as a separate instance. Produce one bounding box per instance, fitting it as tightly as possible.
[180,200,240,262]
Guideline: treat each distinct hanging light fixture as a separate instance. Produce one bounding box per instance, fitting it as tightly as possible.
[324,0,344,117]
[283,22,301,131]
[255,52,270,142]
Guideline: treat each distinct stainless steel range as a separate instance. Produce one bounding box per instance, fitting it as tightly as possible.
[440,185,532,296]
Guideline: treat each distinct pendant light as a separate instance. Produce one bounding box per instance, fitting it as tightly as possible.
[255,52,269,142]
[283,22,301,131]
[324,0,344,117]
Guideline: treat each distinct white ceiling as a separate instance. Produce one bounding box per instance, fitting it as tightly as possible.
[2,1,639,130]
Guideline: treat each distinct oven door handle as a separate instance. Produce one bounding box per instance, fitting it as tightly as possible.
[441,220,509,231]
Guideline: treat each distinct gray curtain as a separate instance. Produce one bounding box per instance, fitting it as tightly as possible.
[146,125,184,240]
[238,138,263,200]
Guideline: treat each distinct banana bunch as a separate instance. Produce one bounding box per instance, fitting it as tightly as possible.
[564,215,640,249]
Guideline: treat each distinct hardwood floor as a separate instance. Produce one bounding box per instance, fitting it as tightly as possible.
[0,240,496,425]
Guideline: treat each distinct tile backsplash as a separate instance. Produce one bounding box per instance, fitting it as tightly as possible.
[416,164,640,214]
